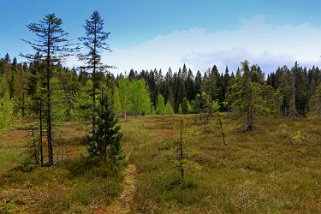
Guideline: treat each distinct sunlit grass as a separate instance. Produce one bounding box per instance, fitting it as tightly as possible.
[121,114,321,213]
[1,115,321,213]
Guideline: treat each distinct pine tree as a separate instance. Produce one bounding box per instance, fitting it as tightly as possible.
[79,10,111,138]
[88,91,123,162]
[22,14,76,166]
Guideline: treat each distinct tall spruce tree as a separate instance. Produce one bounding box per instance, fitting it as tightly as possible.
[22,14,76,166]
[79,10,111,138]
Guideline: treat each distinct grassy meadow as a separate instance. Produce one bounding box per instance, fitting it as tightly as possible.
[1,114,321,213]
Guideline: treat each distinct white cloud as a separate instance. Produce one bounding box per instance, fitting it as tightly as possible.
[69,16,321,74]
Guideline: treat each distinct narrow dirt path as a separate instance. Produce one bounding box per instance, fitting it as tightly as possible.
[97,164,137,214]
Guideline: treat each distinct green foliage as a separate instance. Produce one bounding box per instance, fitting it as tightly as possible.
[171,118,200,181]
[118,76,129,116]
[71,80,93,123]
[193,92,212,123]
[22,13,77,166]
[113,87,122,114]
[51,76,68,125]
[292,130,304,147]
[78,10,110,70]
[310,83,321,115]
[156,94,165,114]
[0,155,123,213]
[128,79,151,115]
[181,97,191,114]
[12,67,30,117]
[212,100,220,112]
[164,102,174,115]
[65,156,122,178]
[87,91,124,163]
[228,60,268,130]
[0,76,14,130]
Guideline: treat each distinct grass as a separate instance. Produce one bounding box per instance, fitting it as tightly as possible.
[1,114,321,213]
[0,156,124,213]
[120,114,321,213]
[0,121,123,213]
[0,125,30,171]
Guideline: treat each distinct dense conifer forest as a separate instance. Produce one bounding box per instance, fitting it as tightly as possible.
[1,51,321,128]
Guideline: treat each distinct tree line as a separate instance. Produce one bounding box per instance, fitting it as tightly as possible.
[2,53,321,124]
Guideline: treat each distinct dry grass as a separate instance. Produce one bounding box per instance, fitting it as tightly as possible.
[1,115,321,213]
[120,114,321,213]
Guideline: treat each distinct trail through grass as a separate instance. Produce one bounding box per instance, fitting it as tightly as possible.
[1,115,321,213]
[120,115,321,213]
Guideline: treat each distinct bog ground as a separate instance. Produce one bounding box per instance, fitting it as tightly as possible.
[1,114,321,213]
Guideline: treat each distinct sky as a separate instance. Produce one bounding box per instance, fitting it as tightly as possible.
[1,0,321,74]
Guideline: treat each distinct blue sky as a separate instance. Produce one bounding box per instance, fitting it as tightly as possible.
[1,0,321,73]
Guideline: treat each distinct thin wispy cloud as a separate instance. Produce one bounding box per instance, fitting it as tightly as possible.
[96,16,321,74]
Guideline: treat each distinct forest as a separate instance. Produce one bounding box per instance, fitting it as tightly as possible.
[1,10,321,213]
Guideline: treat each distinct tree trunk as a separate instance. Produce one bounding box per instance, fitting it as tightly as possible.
[47,66,53,166]
[92,22,97,139]
[31,126,38,165]
[47,23,54,166]
[39,102,43,166]
[217,112,227,145]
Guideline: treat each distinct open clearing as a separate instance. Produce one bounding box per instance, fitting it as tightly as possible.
[1,114,321,213]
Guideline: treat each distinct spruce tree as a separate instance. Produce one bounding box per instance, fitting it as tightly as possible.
[22,14,76,166]
[88,91,123,162]
[229,61,265,131]
[79,10,111,138]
